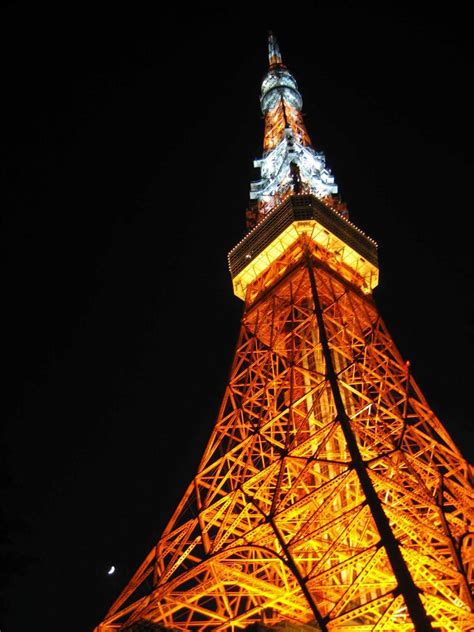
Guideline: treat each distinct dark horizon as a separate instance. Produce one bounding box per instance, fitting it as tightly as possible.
[1,4,473,631]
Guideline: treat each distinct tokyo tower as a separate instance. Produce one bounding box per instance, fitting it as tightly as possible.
[94,33,474,631]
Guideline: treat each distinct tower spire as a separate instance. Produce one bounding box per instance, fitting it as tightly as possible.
[249,33,346,225]
[268,30,283,66]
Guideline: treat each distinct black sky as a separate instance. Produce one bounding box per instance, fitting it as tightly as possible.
[1,3,473,631]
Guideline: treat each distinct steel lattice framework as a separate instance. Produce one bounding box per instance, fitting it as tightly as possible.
[94,34,474,632]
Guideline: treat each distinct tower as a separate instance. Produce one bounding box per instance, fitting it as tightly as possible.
[94,33,474,631]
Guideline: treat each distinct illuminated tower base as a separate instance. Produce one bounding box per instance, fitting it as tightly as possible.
[95,195,474,632]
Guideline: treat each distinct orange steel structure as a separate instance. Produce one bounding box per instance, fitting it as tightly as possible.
[94,34,474,632]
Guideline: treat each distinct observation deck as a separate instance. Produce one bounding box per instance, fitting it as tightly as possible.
[228,195,378,300]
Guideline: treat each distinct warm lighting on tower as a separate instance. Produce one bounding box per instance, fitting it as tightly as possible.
[93,32,474,632]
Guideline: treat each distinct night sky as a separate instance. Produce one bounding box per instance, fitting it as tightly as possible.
[2,3,473,631]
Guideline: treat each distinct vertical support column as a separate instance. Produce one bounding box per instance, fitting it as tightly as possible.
[305,249,434,631]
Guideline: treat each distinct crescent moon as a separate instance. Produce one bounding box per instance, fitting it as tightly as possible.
[108,565,115,575]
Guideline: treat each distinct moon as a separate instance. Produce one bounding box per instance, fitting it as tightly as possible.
[108,565,115,575]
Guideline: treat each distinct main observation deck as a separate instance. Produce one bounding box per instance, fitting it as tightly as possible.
[228,195,378,300]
